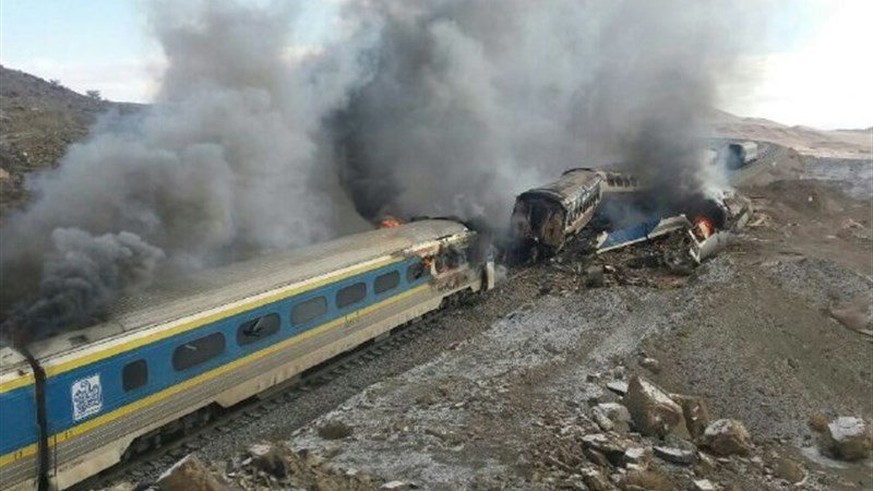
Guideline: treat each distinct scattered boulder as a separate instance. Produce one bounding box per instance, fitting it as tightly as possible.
[623,376,685,437]
[606,381,628,396]
[822,416,873,461]
[584,447,611,467]
[653,446,697,466]
[247,442,286,478]
[770,456,805,484]
[581,433,635,466]
[670,394,711,440]
[156,454,231,491]
[701,419,752,456]
[592,402,632,433]
[623,447,650,466]
[692,479,717,491]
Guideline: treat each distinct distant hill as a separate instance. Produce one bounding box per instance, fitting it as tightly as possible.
[709,108,871,160]
[0,65,141,214]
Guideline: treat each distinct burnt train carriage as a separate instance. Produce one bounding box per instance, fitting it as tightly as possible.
[510,168,604,257]
[0,219,493,491]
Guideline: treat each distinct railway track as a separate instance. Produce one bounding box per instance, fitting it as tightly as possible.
[74,294,474,490]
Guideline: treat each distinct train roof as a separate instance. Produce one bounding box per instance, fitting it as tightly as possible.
[1,219,469,368]
[517,168,603,207]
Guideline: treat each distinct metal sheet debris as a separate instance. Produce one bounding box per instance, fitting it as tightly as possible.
[595,215,692,253]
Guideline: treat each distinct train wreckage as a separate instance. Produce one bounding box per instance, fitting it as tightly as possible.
[509,162,754,266]
[595,191,753,263]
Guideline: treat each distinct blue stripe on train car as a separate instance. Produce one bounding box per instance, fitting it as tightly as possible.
[1,257,429,457]
[0,384,38,455]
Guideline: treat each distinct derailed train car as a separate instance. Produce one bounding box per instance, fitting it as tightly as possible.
[0,219,494,491]
[510,168,605,259]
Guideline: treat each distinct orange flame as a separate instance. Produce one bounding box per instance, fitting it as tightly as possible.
[692,216,714,240]
[378,216,402,228]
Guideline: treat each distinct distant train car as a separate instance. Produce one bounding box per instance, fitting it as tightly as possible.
[510,168,604,258]
[0,220,494,491]
[725,141,758,169]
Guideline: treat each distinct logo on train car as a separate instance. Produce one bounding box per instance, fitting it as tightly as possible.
[71,374,103,421]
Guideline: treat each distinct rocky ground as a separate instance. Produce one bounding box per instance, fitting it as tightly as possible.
[0,66,139,214]
[99,149,872,491]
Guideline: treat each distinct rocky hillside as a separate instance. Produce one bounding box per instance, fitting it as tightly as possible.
[0,65,140,214]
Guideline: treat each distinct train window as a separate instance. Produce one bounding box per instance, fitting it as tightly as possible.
[406,262,425,283]
[172,332,226,371]
[336,282,367,309]
[291,296,327,326]
[374,271,400,294]
[122,359,148,392]
[237,313,280,346]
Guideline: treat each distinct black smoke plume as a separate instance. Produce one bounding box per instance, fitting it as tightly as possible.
[1,0,762,344]
[0,0,372,344]
[1,229,164,344]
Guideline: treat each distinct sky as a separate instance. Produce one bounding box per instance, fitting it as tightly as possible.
[0,0,870,130]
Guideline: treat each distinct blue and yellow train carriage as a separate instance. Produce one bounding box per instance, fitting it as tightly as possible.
[0,219,492,491]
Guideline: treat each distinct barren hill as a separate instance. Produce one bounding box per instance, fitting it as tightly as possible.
[0,65,141,213]
[709,109,872,159]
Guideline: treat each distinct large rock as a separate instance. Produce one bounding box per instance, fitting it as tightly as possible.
[653,446,697,465]
[670,394,711,440]
[592,402,632,433]
[622,376,684,437]
[156,454,231,491]
[701,419,752,456]
[823,416,873,461]
[581,433,636,466]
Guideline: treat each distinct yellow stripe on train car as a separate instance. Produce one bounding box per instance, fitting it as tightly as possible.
[0,256,401,394]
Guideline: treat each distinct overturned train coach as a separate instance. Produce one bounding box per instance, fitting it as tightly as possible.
[510,168,643,258]
[511,168,604,258]
[0,219,495,491]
